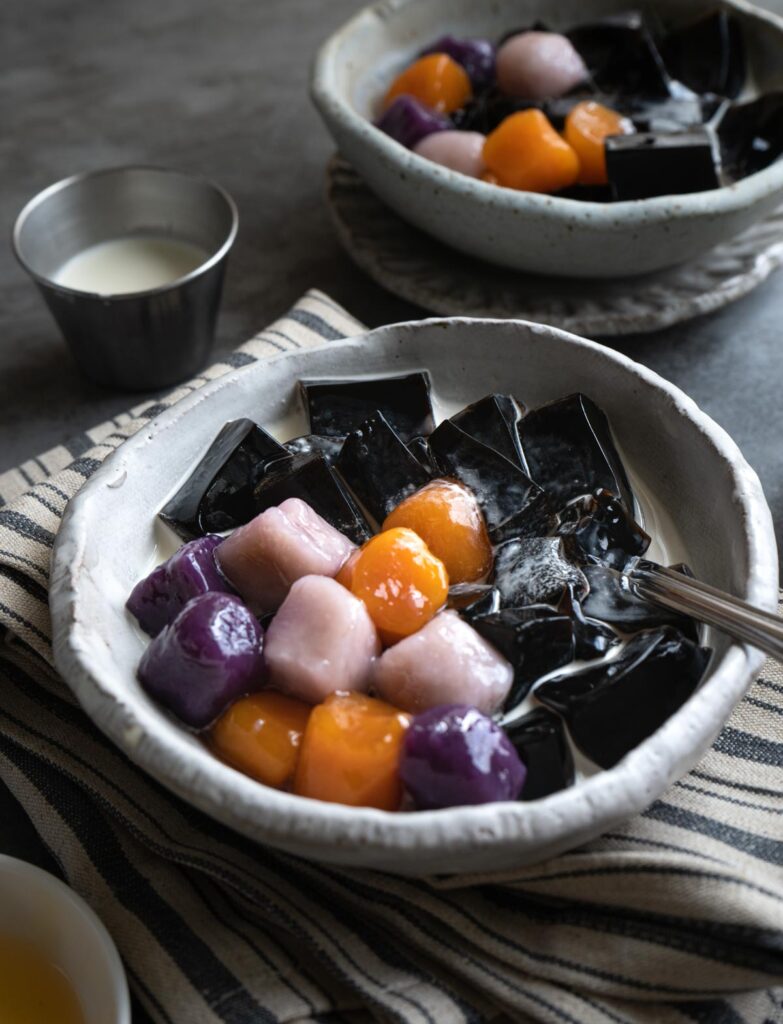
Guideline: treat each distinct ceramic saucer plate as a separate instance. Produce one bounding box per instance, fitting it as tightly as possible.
[327,158,783,337]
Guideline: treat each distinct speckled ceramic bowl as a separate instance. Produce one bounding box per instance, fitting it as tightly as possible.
[311,0,783,278]
[50,319,778,875]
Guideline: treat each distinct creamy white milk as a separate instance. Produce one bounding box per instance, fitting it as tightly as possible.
[54,236,207,295]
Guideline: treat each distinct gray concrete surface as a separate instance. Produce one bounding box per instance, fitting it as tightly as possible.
[1,0,412,462]
[0,2,781,1017]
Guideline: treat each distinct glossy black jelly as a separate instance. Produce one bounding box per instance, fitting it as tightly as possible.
[449,393,528,472]
[556,586,621,660]
[560,489,651,570]
[566,11,672,98]
[606,127,720,201]
[494,537,588,608]
[626,92,724,134]
[660,9,745,99]
[407,435,441,476]
[575,614,620,660]
[251,453,371,545]
[519,393,634,512]
[160,419,288,539]
[335,411,431,525]
[580,563,699,641]
[487,492,558,545]
[719,92,783,180]
[428,419,545,533]
[503,708,575,800]
[283,433,344,465]
[472,606,575,709]
[447,583,501,616]
[555,183,614,203]
[300,372,435,442]
[536,626,711,768]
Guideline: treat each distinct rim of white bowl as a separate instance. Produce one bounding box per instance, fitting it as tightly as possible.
[0,854,131,1024]
[51,319,779,863]
[311,0,783,225]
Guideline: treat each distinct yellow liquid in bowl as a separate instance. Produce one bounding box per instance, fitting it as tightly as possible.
[0,935,85,1024]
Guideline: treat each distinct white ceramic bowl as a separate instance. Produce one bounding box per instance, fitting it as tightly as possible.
[50,319,778,875]
[311,0,783,278]
[0,855,130,1024]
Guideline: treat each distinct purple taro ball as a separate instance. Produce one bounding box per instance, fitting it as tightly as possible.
[422,35,496,90]
[400,704,526,810]
[375,96,450,149]
[127,535,232,637]
[138,592,265,729]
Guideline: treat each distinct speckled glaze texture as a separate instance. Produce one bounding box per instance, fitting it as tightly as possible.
[50,320,778,874]
[327,158,783,336]
[311,0,783,278]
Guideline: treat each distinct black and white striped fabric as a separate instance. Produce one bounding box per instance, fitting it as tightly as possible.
[0,290,781,1024]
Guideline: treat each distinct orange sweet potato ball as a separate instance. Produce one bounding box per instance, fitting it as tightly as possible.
[383,53,472,115]
[349,526,449,645]
[383,479,493,585]
[483,109,580,193]
[565,101,634,186]
[293,692,410,810]
[211,691,311,788]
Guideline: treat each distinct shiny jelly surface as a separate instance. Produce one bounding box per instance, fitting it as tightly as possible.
[293,692,411,810]
[350,527,449,644]
[483,109,580,192]
[383,53,472,115]
[564,101,634,185]
[383,479,493,584]
[211,691,311,788]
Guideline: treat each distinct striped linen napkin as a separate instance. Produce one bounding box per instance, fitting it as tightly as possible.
[0,290,781,1024]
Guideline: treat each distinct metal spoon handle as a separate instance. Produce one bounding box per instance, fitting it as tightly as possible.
[630,563,783,663]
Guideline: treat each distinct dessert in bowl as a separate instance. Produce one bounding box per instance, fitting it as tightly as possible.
[50,319,778,874]
[311,0,783,277]
[126,376,712,814]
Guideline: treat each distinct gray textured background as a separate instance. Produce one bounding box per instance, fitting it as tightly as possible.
[1,0,412,459]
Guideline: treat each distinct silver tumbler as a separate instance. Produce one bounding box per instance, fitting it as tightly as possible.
[12,166,238,391]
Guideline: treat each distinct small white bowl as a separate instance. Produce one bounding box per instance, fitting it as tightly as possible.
[50,318,778,875]
[311,0,783,278]
[0,855,130,1024]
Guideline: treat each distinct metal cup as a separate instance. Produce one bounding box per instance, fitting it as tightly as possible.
[12,166,238,391]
